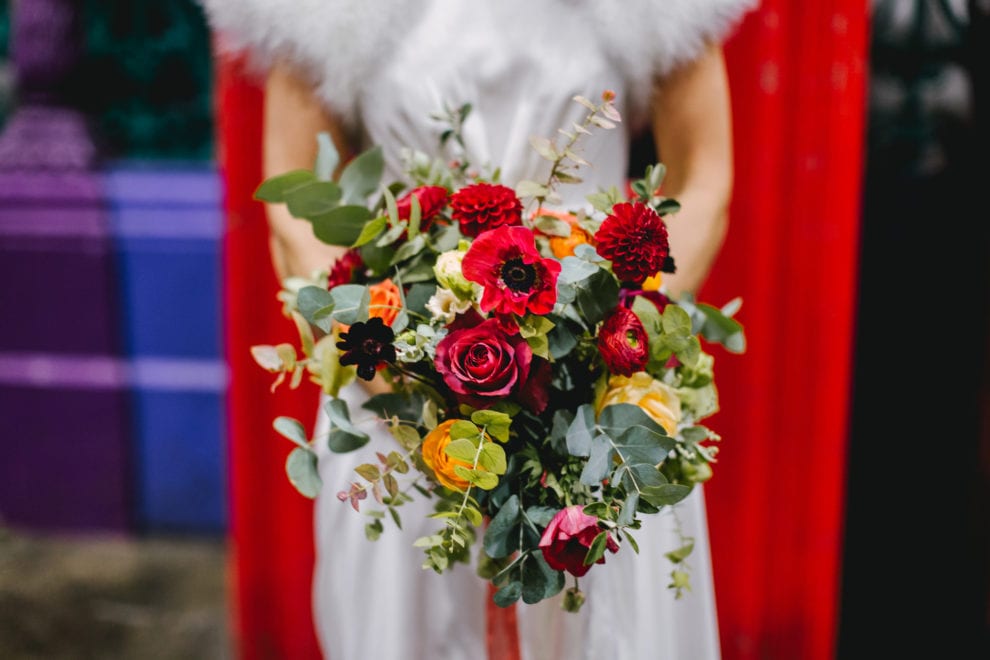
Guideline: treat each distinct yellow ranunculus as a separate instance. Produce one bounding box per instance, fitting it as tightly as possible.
[641,272,663,291]
[420,420,472,491]
[597,372,681,435]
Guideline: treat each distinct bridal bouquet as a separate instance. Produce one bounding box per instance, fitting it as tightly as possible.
[251,92,745,610]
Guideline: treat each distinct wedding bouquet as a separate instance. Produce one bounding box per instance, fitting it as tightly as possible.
[251,92,745,611]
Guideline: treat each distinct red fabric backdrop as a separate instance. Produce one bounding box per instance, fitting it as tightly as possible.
[213,2,868,658]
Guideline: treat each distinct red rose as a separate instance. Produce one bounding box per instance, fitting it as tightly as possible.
[597,306,649,376]
[396,185,448,232]
[449,182,523,237]
[461,225,561,317]
[594,202,670,285]
[435,318,533,408]
[538,505,619,577]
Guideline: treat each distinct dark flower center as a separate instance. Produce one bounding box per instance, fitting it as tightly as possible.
[500,258,536,292]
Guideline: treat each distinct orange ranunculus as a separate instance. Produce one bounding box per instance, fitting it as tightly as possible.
[597,371,681,435]
[367,278,402,327]
[533,208,593,259]
[420,420,472,492]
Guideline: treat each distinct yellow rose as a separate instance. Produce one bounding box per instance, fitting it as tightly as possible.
[420,420,472,491]
[597,372,681,435]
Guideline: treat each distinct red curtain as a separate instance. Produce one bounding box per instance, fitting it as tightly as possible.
[213,1,868,658]
[702,2,867,659]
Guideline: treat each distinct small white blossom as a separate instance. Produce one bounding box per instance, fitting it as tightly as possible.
[426,287,474,324]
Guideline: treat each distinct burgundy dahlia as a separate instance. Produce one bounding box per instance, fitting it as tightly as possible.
[597,306,649,376]
[594,202,670,285]
[449,182,523,237]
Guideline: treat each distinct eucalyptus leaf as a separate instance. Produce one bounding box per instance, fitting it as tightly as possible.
[314,131,339,181]
[285,181,343,218]
[296,286,335,333]
[329,284,370,325]
[339,145,384,205]
[285,446,321,498]
[312,205,374,246]
[273,417,310,450]
[565,404,596,457]
[580,433,613,485]
[583,531,610,567]
[324,398,370,452]
[352,215,387,248]
[483,494,521,558]
[254,169,314,203]
[478,443,507,474]
[521,553,565,604]
[493,582,523,608]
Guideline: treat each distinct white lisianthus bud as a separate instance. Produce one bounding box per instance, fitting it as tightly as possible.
[426,287,474,324]
[433,249,478,300]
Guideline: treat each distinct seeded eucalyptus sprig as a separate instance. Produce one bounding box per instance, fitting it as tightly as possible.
[516,91,622,209]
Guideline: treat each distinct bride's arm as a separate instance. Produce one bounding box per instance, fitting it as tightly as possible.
[263,60,353,281]
[649,41,735,298]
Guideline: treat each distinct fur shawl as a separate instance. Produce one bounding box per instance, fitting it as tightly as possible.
[199,0,758,129]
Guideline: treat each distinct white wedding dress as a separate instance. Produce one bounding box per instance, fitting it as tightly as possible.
[202,1,758,658]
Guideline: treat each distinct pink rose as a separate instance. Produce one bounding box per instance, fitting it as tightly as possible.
[538,505,619,577]
[435,318,533,408]
[597,306,649,376]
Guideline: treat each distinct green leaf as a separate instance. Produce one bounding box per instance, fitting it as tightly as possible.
[493,582,522,608]
[338,145,384,205]
[450,420,481,441]
[312,205,374,247]
[445,438,479,463]
[695,301,746,353]
[665,540,695,564]
[516,180,550,198]
[285,447,321,498]
[355,463,381,482]
[273,417,309,449]
[390,233,427,265]
[483,494,521,558]
[329,284,370,324]
[574,268,619,326]
[324,398,370,452]
[314,132,339,181]
[565,404,596,456]
[352,215,387,248]
[662,304,693,336]
[478,443,507,475]
[579,433,613,485]
[254,169,314,203]
[521,553,566,604]
[365,518,383,541]
[532,214,571,237]
[296,286,335,333]
[599,403,675,461]
[471,409,512,443]
[641,483,692,506]
[285,181,343,218]
[583,531,610,566]
[453,466,499,490]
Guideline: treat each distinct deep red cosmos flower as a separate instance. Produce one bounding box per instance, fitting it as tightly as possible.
[327,249,365,289]
[594,201,671,285]
[461,225,561,317]
[336,317,396,380]
[597,306,649,376]
[449,182,523,237]
[538,505,619,577]
[395,185,448,232]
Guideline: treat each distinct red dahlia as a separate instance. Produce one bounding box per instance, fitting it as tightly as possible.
[594,202,670,285]
[449,182,523,237]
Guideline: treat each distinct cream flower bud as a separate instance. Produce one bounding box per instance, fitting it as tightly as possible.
[433,249,477,300]
[426,287,474,324]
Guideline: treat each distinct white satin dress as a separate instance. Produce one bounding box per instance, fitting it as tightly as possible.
[202,0,757,658]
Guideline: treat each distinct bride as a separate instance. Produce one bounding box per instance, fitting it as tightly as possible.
[202,1,757,658]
